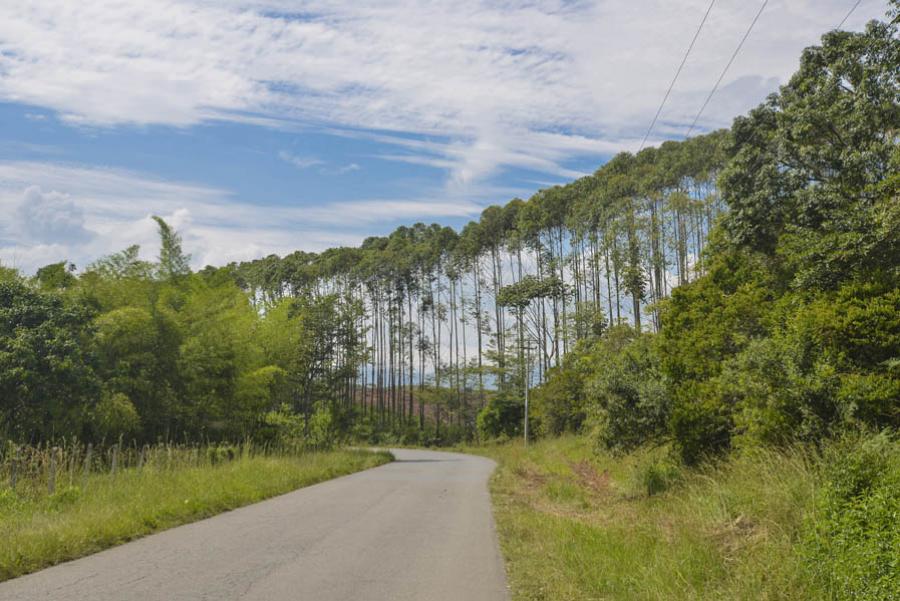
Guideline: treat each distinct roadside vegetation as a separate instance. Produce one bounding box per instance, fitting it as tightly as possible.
[476,10,899,598]
[0,446,390,582]
[480,434,899,600]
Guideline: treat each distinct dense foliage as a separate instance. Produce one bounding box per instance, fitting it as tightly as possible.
[531,13,899,465]
[0,224,355,445]
[803,433,900,599]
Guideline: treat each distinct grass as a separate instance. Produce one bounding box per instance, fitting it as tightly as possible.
[0,448,391,581]
[471,436,830,600]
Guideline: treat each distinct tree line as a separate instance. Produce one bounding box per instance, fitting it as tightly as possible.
[218,125,726,441]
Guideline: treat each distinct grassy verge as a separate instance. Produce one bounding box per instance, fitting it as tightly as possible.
[0,448,391,581]
[472,436,832,600]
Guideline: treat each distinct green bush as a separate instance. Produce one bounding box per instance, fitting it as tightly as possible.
[530,360,587,436]
[585,327,670,453]
[94,392,140,440]
[632,456,681,497]
[205,444,239,464]
[47,486,82,510]
[0,488,20,511]
[803,433,900,600]
[669,386,734,465]
[477,394,524,440]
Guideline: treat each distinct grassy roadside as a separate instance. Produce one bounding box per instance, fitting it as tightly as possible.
[0,448,391,581]
[470,436,831,600]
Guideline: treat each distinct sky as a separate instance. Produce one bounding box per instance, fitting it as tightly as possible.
[0,0,890,273]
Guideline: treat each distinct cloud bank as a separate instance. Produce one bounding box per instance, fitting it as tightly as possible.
[0,0,888,183]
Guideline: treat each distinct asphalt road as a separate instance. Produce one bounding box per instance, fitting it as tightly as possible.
[0,449,509,601]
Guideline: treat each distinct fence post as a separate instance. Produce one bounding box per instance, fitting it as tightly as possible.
[48,447,58,495]
[10,446,19,492]
[68,445,76,484]
[111,444,119,475]
[83,443,93,487]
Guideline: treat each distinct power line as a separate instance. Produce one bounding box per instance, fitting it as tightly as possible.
[837,0,864,30]
[685,0,769,139]
[639,0,717,151]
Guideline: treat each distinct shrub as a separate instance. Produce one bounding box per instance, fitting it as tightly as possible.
[802,433,900,600]
[0,488,20,511]
[477,394,524,440]
[47,486,82,510]
[530,358,588,436]
[94,392,140,440]
[586,327,670,453]
[669,386,734,465]
[631,456,682,497]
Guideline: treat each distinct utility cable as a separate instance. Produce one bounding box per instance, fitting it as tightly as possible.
[639,0,717,151]
[685,0,769,138]
[837,0,864,30]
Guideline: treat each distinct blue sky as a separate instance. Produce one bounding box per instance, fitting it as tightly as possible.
[0,0,889,272]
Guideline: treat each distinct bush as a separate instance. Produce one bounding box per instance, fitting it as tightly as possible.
[307,402,336,450]
[631,455,682,497]
[585,327,670,453]
[0,488,20,511]
[477,394,524,440]
[205,445,238,464]
[669,386,734,465]
[94,392,140,440]
[802,432,900,600]
[47,486,82,510]
[530,360,587,436]
[262,403,338,450]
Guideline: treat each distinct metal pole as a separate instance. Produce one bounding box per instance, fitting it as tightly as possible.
[523,344,531,448]
[524,372,529,448]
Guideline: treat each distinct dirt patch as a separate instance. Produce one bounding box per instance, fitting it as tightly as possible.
[570,460,611,496]
[708,514,768,562]
[512,465,548,490]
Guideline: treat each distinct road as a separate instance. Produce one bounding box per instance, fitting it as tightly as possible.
[0,449,508,601]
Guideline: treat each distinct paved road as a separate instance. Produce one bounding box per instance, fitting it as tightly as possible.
[0,449,508,601]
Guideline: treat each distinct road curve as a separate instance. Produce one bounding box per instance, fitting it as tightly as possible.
[0,449,508,601]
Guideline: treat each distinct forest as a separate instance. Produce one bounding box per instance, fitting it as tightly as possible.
[1,11,897,461]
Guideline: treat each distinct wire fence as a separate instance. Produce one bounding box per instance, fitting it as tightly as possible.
[0,439,311,500]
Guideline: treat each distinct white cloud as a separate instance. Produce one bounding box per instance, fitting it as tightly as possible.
[331,162,360,174]
[16,186,94,245]
[0,0,889,185]
[278,151,325,169]
[0,161,482,273]
[278,151,361,175]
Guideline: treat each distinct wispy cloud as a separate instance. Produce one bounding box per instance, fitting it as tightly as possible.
[278,151,325,169]
[0,160,481,273]
[279,151,360,175]
[331,162,360,174]
[0,0,888,186]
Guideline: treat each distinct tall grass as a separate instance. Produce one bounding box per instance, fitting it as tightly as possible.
[477,436,833,600]
[0,443,391,581]
[0,439,328,499]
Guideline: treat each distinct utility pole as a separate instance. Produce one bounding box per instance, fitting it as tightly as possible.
[523,342,533,448]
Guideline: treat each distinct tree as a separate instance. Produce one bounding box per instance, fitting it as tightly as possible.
[0,280,99,441]
[153,216,192,281]
[35,261,77,290]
